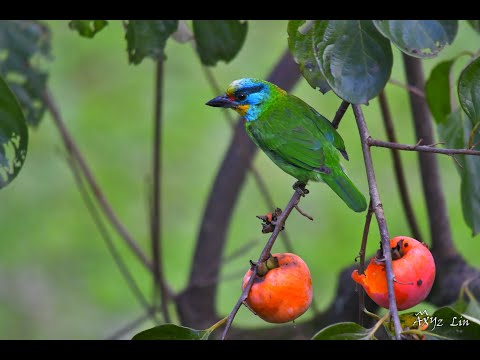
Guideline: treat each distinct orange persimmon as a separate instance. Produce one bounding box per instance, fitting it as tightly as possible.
[242,252,313,323]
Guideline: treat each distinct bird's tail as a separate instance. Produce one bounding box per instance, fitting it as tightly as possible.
[321,169,367,212]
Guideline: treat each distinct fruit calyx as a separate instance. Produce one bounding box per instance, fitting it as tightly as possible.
[251,254,280,277]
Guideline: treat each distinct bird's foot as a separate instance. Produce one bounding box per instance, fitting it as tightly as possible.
[292,181,309,197]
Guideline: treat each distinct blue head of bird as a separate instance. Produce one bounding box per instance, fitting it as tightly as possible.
[205,78,286,122]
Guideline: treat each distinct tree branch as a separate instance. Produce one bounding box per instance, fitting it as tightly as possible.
[331,100,350,129]
[402,54,457,258]
[352,104,402,340]
[151,59,171,322]
[388,78,425,98]
[378,91,423,241]
[221,184,308,340]
[176,48,300,329]
[44,90,154,273]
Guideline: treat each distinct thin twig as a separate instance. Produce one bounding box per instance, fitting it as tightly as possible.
[352,104,402,340]
[202,66,295,254]
[221,183,308,340]
[357,199,373,326]
[106,309,156,340]
[294,204,313,220]
[221,238,261,265]
[44,90,154,273]
[66,153,155,319]
[331,100,350,129]
[378,91,423,241]
[151,59,171,323]
[388,78,425,98]
[368,138,480,156]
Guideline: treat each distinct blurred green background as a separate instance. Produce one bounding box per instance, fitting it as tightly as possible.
[0,20,479,339]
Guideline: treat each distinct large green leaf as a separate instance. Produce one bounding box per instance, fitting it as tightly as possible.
[373,20,458,58]
[425,60,456,124]
[458,56,480,125]
[69,20,108,38]
[312,322,375,340]
[287,20,330,94]
[192,20,248,66]
[312,20,393,104]
[0,20,51,126]
[125,20,178,65]
[437,109,480,236]
[0,74,28,189]
[467,20,480,34]
[425,306,480,339]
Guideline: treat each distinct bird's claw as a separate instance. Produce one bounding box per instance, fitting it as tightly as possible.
[292,181,309,197]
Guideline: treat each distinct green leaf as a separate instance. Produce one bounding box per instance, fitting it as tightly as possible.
[132,323,210,340]
[0,20,51,126]
[425,60,456,124]
[287,20,330,94]
[192,20,248,66]
[458,56,480,125]
[312,20,393,104]
[373,20,458,58]
[68,20,108,38]
[312,322,375,340]
[125,20,178,65]
[0,74,28,189]
[467,20,480,33]
[437,109,480,236]
[425,306,480,339]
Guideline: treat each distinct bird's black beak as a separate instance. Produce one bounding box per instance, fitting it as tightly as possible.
[205,95,235,108]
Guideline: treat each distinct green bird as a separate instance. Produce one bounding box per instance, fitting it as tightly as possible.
[206,78,367,212]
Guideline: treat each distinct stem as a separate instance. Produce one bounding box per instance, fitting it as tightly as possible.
[388,78,425,98]
[151,59,170,323]
[67,154,155,319]
[44,90,154,273]
[368,311,390,339]
[331,100,350,129]
[357,200,373,325]
[352,104,402,340]
[221,184,307,340]
[402,54,456,257]
[378,91,423,241]
[368,138,480,156]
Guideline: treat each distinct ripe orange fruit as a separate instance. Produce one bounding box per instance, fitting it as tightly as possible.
[242,252,313,323]
[352,236,436,311]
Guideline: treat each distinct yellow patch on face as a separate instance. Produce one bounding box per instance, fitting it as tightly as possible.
[234,104,250,116]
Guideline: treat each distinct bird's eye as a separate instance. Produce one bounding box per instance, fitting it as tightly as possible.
[237,94,247,101]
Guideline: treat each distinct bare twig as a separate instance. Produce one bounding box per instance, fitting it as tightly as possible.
[402,54,457,259]
[368,138,480,156]
[331,100,350,129]
[221,183,308,340]
[356,200,373,326]
[352,104,402,340]
[66,154,155,320]
[44,90,154,273]
[388,78,425,98]
[106,309,156,340]
[378,91,423,241]
[294,204,314,220]
[151,59,171,323]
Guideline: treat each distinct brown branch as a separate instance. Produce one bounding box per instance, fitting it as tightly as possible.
[331,100,350,129]
[176,48,300,329]
[150,59,170,322]
[368,138,480,157]
[352,104,402,340]
[378,91,423,241]
[221,184,308,340]
[44,90,154,273]
[66,153,155,320]
[388,78,425,98]
[202,65,295,253]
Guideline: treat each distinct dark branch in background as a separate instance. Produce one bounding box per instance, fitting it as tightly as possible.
[378,91,423,241]
[221,184,308,340]
[388,78,425,98]
[402,55,457,258]
[357,200,373,325]
[202,66,294,253]
[369,139,480,156]
[106,309,156,340]
[176,49,301,329]
[66,154,155,321]
[331,100,350,129]
[44,90,155,274]
[352,104,402,340]
[151,59,171,323]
